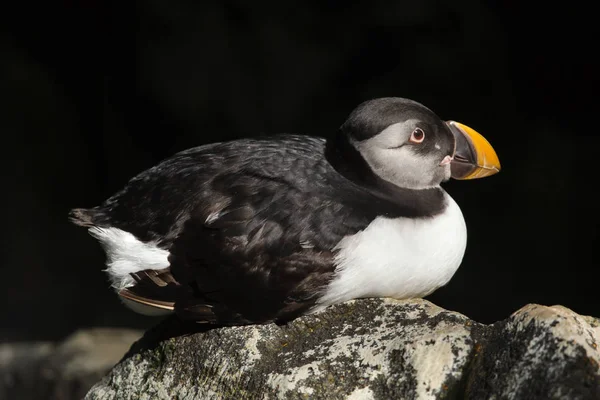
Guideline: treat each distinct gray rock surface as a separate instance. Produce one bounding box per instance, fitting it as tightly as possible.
[0,328,142,400]
[465,304,600,399]
[85,299,600,400]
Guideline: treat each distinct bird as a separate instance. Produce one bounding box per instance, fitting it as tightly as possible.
[70,97,501,325]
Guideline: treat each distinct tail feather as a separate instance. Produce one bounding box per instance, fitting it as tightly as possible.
[69,208,98,227]
[130,268,181,301]
[70,208,250,324]
[118,268,180,316]
[119,288,175,316]
[120,268,252,324]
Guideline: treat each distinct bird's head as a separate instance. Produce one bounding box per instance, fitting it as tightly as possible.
[341,97,501,189]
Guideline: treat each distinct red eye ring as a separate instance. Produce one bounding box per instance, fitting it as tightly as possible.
[409,128,425,143]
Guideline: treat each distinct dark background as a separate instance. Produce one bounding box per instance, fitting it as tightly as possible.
[2,1,598,342]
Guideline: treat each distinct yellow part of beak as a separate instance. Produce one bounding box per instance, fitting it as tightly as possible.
[449,121,501,179]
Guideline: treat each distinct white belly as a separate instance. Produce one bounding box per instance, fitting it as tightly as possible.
[317,192,467,308]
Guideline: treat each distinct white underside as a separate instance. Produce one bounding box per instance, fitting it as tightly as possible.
[315,191,467,311]
[88,226,170,290]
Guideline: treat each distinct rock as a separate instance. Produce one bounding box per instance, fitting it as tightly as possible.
[0,328,143,400]
[85,299,600,400]
[86,299,600,400]
[465,304,600,399]
[86,298,475,400]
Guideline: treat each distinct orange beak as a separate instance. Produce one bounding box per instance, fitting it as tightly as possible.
[446,121,501,180]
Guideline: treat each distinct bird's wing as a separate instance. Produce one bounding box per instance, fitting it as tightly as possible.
[80,135,400,323]
[167,165,371,324]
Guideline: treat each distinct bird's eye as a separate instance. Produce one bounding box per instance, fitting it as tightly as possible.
[409,128,425,144]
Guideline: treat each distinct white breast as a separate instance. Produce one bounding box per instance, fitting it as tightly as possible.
[316,192,467,309]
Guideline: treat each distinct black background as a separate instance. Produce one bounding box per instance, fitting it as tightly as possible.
[2,1,598,342]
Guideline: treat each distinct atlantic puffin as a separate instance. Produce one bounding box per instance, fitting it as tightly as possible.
[70,97,500,325]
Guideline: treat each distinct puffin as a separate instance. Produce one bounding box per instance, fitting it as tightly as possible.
[70,97,500,325]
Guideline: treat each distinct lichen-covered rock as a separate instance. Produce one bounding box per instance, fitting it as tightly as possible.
[86,299,477,400]
[0,328,142,400]
[465,304,600,400]
[86,299,600,400]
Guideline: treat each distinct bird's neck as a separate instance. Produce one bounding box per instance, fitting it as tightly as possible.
[325,130,447,218]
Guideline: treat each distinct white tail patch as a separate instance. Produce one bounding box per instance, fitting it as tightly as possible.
[88,227,170,290]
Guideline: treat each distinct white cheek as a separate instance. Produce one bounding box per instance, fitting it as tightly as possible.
[359,146,438,189]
